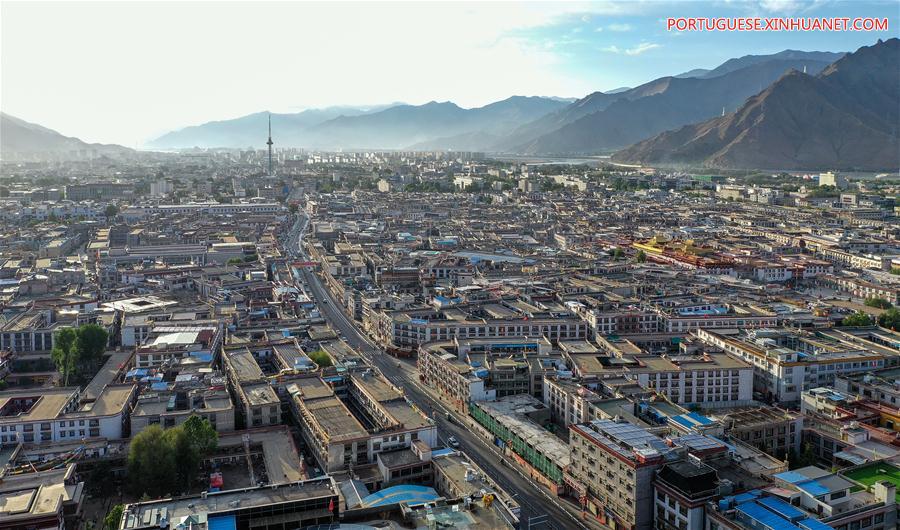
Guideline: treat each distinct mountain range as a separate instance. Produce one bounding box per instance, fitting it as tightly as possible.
[613,38,899,171]
[0,112,132,159]
[3,41,896,171]
[142,48,847,156]
[150,96,572,151]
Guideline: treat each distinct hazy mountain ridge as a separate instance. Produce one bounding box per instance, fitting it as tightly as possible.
[1,113,132,159]
[613,39,899,171]
[149,97,570,150]
[505,55,839,155]
[148,105,395,149]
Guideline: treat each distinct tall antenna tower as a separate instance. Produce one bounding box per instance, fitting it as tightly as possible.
[267,113,274,175]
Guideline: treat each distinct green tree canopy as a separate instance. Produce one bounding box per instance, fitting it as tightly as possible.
[52,327,79,386]
[103,505,124,530]
[127,416,218,497]
[76,323,109,367]
[636,250,647,263]
[878,308,900,330]
[842,311,873,327]
[127,425,178,498]
[308,349,333,368]
[865,297,893,309]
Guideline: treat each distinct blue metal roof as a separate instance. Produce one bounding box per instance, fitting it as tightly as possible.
[687,411,714,425]
[361,485,440,508]
[757,496,805,522]
[671,415,694,429]
[208,516,236,530]
[736,502,798,530]
[774,471,808,484]
[797,480,829,497]
[798,518,834,530]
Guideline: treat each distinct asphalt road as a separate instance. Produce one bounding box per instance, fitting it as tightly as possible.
[286,213,596,530]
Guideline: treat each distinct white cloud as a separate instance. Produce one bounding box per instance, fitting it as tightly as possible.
[1,2,602,146]
[607,23,634,32]
[602,42,661,56]
[758,0,805,14]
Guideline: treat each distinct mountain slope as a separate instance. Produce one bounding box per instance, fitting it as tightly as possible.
[512,57,836,154]
[699,49,844,79]
[148,106,390,149]
[310,96,569,149]
[613,39,899,171]
[1,113,132,159]
[149,97,568,150]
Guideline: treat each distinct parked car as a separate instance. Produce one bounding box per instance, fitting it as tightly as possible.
[447,436,460,448]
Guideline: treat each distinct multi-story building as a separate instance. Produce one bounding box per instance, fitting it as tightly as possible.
[0,385,136,445]
[287,372,436,474]
[653,460,719,530]
[712,407,802,458]
[696,327,897,404]
[373,305,588,353]
[567,419,671,530]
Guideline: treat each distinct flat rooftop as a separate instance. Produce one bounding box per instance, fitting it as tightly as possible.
[121,478,338,530]
[0,389,77,424]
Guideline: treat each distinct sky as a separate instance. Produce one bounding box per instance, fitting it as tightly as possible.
[1,0,897,147]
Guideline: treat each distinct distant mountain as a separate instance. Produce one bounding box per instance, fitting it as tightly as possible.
[310,96,570,150]
[492,49,843,154]
[1,113,132,159]
[149,97,568,150]
[508,56,837,155]
[698,49,845,79]
[148,105,393,149]
[604,87,632,94]
[674,69,710,79]
[613,39,899,171]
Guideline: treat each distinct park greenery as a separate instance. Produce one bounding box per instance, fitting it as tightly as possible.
[842,311,873,327]
[878,308,900,330]
[864,297,893,309]
[308,349,333,368]
[51,324,109,386]
[127,416,218,498]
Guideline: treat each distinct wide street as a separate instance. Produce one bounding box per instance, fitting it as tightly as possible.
[285,213,599,530]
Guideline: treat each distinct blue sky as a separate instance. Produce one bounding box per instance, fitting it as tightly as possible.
[509,0,899,92]
[2,1,897,146]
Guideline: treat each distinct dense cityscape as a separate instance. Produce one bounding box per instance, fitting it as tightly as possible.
[1,143,899,530]
[2,2,900,530]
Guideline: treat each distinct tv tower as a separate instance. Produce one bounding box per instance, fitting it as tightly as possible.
[266,113,274,175]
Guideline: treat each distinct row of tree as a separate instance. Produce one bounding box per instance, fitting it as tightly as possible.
[127,416,219,498]
[51,324,109,386]
[842,307,900,329]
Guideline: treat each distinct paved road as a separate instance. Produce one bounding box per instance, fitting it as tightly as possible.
[285,214,598,530]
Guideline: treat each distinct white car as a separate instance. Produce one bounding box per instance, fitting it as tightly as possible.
[447,436,460,448]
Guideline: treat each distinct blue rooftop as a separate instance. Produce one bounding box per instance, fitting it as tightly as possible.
[361,485,440,508]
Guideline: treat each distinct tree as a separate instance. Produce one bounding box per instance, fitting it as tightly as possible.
[865,297,893,309]
[842,311,873,327]
[105,204,119,219]
[182,415,218,456]
[636,250,647,263]
[103,505,124,530]
[127,425,178,497]
[612,248,624,260]
[878,308,900,330]
[75,324,109,373]
[52,327,79,386]
[288,203,299,214]
[308,349,333,368]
